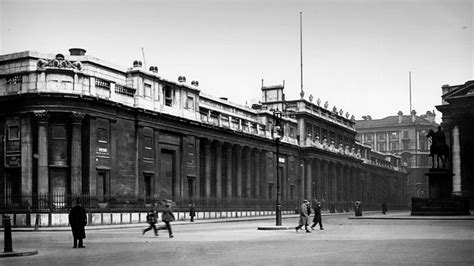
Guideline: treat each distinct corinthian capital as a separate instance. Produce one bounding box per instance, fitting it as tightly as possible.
[71,112,85,124]
[34,111,50,123]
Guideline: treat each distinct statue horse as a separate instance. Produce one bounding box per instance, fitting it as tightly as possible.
[426,129,450,169]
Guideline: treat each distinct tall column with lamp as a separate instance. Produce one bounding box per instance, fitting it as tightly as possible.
[273,110,283,226]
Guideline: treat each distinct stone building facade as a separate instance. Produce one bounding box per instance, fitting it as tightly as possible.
[0,49,408,224]
[355,111,438,202]
[436,81,474,204]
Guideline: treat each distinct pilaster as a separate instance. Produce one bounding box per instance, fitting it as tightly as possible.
[71,112,85,196]
[34,111,50,195]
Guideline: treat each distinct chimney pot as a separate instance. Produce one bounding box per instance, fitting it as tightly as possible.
[69,48,86,56]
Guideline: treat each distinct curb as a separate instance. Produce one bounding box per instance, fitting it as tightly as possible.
[348,216,474,220]
[257,226,295,230]
[0,211,375,232]
[0,250,38,258]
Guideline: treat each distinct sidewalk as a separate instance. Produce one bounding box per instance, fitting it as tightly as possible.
[1,210,355,232]
[348,210,473,220]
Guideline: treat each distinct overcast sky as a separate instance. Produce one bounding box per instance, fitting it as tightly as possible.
[1,0,473,122]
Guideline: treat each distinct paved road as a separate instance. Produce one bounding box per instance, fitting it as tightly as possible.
[1,213,473,265]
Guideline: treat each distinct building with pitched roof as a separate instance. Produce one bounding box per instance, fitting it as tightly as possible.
[355,110,439,202]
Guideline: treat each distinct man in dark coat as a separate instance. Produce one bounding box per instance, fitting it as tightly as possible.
[381,202,388,215]
[295,199,311,233]
[69,198,87,248]
[142,209,158,236]
[157,203,175,238]
[310,201,324,230]
[189,203,196,222]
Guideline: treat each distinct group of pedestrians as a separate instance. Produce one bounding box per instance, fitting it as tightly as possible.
[67,199,185,249]
[295,199,324,233]
[143,203,176,238]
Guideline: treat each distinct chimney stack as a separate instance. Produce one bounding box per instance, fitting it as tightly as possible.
[411,110,417,123]
[397,111,403,124]
[69,48,86,56]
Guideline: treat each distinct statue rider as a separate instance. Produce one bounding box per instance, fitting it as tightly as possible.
[435,126,446,146]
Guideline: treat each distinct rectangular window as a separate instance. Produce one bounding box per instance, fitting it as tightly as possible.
[377,132,386,141]
[366,133,373,141]
[268,183,274,199]
[377,143,387,152]
[144,174,153,202]
[144,83,152,98]
[97,128,108,144]
[188,177,195,199]
[390,142,399,151]
[290,126,295,138]
[403,131,409,138]
[186,96,195,110]
[164,86,173,106]
[52,125,66,139]
[97,171,110,201]
[7,125,20,140]
[290,185,295,200]
[390,131,398,140]
[144,136,153,150]
[403,140,409,150]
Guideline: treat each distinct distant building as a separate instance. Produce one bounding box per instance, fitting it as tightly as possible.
[355,110,438,201]
[0,49,408,226]
[436,81,474,204]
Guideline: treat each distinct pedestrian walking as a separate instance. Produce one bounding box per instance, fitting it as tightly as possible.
[157,203,175,238]
[69,198,87,248]
[310,201,324,230]
[295,199,311,233]
[381,202,388,215]
[189,203,196,222]
[142,209,158,236]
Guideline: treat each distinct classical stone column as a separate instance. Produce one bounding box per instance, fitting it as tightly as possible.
[253,149,260,199]
[71,112,85,196]
[322,161,329,202]
[244,148,251,198]
[331,163,337,202]
[306,159,312,200]
[260,151,268,199]
[215,141,222,198]
[204,140,212,198]
[315,159,322,201]
[452,125,462,195]
[337,165,343,202]
[235,146,242,198]
[35,111,50,195]
[225,144,233,198]
[21,114,33,205]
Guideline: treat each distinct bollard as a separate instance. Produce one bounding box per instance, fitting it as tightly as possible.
[3,215,13,252]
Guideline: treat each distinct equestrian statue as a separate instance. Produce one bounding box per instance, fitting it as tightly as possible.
[426,126,450,169]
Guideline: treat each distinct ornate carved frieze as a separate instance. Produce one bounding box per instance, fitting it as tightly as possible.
[34,111,50,123]
[71,112,85,124]
[37,53,82,71]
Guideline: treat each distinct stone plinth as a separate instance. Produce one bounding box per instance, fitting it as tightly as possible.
[426,169,453,199]
[411,169,470,216]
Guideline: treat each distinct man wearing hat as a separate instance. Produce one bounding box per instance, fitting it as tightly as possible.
[295,199,311,233]
[157,202,175,238]
[310,200,324,230]
[68,198,87,248]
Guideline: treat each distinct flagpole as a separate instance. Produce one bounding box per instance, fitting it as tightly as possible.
[300,12,304,99]
[409,71,412,113]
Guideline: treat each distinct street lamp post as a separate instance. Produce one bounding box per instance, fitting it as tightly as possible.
[273,110,283,226]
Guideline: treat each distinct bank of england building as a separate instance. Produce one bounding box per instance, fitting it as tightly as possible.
[0,49,408,226]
